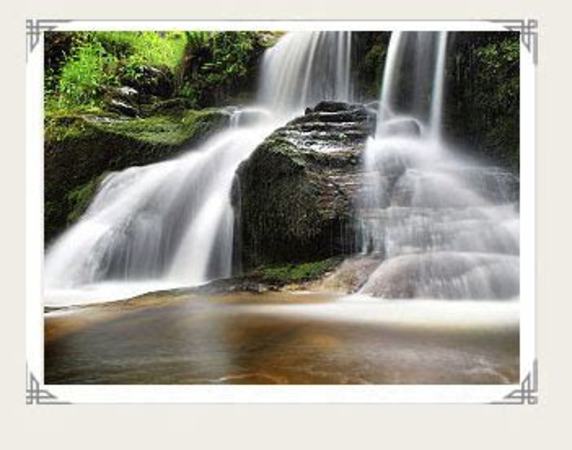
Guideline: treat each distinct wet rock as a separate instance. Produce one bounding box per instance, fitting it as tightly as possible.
[378,117,422,137]
[313,255,382,293]
[234,102,376,269]
[44,108,229,243]
[311,100,353,113]
[360,252,519,299]
[106,98,139,117]
[119,64,174,99]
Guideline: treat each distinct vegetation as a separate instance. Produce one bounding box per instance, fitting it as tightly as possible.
[352,32,390,100]
[177,31,269,106]
[45,31,275,115]
[43,30,275,243]
[44,30,519,250]
[250,257,342,284]
[44,109,230,243]
[444,32,520,170]
[66,173,107,225]
[46,32,186,111]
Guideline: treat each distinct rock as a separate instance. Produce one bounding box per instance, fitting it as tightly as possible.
[106,98,139,117]
[44,108,229,243]
[234,102,376,269]
[103,86,142,117]
[378,117,422,137]
[112,86,139,101]
[312,255,381,293]
[119,64,174,99]
[365,100,380,111]
[228,107,271,127]
[142,97,196,116]
[311,100,353,113]
[359,252,519,299]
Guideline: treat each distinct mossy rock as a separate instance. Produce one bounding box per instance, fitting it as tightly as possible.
[45,108,229,243]
[65,172,108,225]
[250,257,343,285]
[234,102,374,270]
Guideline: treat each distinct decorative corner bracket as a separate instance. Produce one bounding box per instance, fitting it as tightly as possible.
[492,359,538,405]
[26,366,70,405]
[26,19,71,62]
[491,19,538,65]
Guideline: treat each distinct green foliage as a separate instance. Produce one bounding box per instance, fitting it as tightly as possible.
[45,31,270,114]
[46,32,187,112]
[184,31,210,51]
[91,109,228,147]
[178,31,261,105]
[96,31,187,69]
[66,174,105,224]
[45,107,230,241]
[252,258,342,284]
[362,43,386,98]
[442,32,520,170]
[56,39,118,108]
[203,32,255,81]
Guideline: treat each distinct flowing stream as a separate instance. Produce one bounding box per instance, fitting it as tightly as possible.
[358,32,519,299]
[44,31,354,306]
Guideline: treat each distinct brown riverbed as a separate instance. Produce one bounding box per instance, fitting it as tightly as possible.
[45,291,519,384]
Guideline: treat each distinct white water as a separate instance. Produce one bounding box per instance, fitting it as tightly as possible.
[359,31,520,299]
[45,31,354,306]
[257,31,352,116]
[429,32,448,140]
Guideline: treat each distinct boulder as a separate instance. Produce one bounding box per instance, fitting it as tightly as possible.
[119,64,175,100]
[234,102,376,269]
[378,117,422,137]
[106,98,139,117]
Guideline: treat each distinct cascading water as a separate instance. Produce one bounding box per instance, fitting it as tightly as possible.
[45,31,354,305]
[257,31,352,115]
[359,31,520,299]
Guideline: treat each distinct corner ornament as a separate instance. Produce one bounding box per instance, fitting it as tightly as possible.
[26,367,70,405]
[492,359,538,405]
[491,19,538,65]
[26,19,71,62]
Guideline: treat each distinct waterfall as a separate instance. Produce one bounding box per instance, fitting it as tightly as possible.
[45,31,354,300]
[359,31,520,299]
[257,31,352,116]
[376,31,403,130]
[429,32,448,140]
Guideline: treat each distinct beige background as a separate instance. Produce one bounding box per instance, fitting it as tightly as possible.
[1,0,569,448]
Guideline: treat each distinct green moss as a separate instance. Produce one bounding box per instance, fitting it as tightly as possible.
[66,173,107,224]
[251,257,342,284]
[96,31,187,70]
[44,107,229,243]
[45,107,228,150]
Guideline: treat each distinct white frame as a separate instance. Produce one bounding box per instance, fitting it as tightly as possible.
[26,19,536,403]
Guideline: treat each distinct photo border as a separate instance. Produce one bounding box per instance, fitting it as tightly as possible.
[25,19,537,404]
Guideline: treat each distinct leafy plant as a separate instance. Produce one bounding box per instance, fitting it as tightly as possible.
[56,38,118,108]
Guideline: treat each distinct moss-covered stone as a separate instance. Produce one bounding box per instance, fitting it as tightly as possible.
[250,257,343,284]
[45,108,229,243]
[65,173,107,225]
[234,102,374,270]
